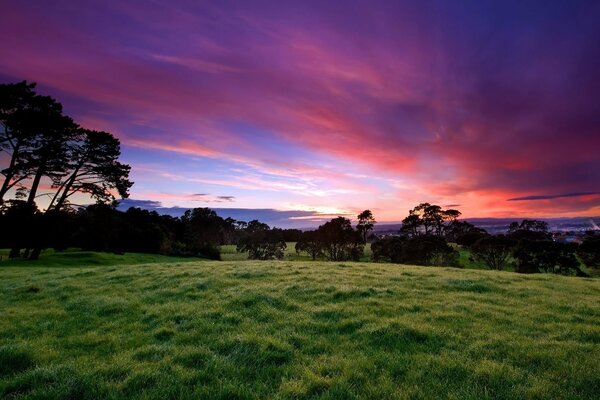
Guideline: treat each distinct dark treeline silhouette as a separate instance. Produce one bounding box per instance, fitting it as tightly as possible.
[0,204,302,260]
[296,216,365,261]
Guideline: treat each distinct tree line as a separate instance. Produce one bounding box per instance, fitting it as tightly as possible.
[0,204,301,260]
[370,203,597,277]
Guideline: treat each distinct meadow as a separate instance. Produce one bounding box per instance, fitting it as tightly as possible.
[1,254,599,399]
[220,243,373,263]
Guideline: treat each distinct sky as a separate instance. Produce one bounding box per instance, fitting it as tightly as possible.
[1,0,600,227]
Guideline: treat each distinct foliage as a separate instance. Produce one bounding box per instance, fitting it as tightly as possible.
[372,235,458,266]
[400,203,462,237]
[508,219,551,241]
[513,240,587,276]
[471,235,514,270]
[295,230,324,260]
[356,209,376,243]
[401,235,459,266]
[236,220,286,260]
[48,129,132,211]
[371,236,406,263]
[0,81,131,259]
[578,234,600,269]
[181,208,227,259]
[314,217,364,261]
[445,220,487,245]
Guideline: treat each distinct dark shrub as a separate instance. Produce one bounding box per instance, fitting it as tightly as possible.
[471,235,514,270]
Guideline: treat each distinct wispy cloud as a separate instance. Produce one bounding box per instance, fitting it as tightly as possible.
[508,192,600,201]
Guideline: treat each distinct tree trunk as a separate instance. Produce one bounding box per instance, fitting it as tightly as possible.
[0,139,21,202]
[26,166,45,207]
[11,162,45,258]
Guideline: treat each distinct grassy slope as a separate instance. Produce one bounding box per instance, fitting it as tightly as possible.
[221,242,373,263]
[0,249,198,267]
[1,260,599,399]
[0,261,600,399]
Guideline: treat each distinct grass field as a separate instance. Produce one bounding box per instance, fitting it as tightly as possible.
[220,243,373,262]
[0,249,197,267]
[1,256,599,399]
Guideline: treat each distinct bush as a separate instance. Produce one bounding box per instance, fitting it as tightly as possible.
[578,235,600,269]
[456,231,488,247]
[196,243,222,260]
[371,237,406,263]
[471,235,514,270]
[237,221,286,260]
[372,235,458,266]
[513,240,587,276]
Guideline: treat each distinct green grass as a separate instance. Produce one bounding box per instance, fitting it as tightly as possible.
[0,249,197,267]
[221,242,373,262]
[1,259,599,399]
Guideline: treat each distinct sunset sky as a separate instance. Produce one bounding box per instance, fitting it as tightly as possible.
[1,1,599,226]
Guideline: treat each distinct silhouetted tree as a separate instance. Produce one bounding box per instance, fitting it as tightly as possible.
[400,203,462,237]
[508,219,551,241]
[181,208,225,259]
[0,81,42,202]
[237,220,286,260]
[513,240,587,276]
[372,235,458,266]
[371,236,406,263]
[401,235,459,266]
[471,235,514,270]
[1,81,132,259]
[0,200,38,258]
[295,230,323,260]
[356,209,376,243]
[315,217,364,261]
[281,228,302,242]
[445,220,487,245]
[400,213,421,237]
[578,234,600,269]
[48,129,132,211]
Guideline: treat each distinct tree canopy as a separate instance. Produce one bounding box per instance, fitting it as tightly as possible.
[0,81,132,259]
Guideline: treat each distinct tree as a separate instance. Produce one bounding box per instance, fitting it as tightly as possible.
[1,81,133,259]
[0,81,37,202]
[444,220,487,245]
[315,217,364,261]
[237,220,286,260]
[578,234,600,269]
[371,235,458,266]
[181,208,225,259]
[401,235,459,266]
[513,240,587,276]
[508,219,551,241]
[471,235,514,270]
[295,230,323,260]
[356,209,376,243]
[48,129,132,211]
[0,81,76,204]
[400,203,462,237]
[371,236,406,263]
[400,213,421,237]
